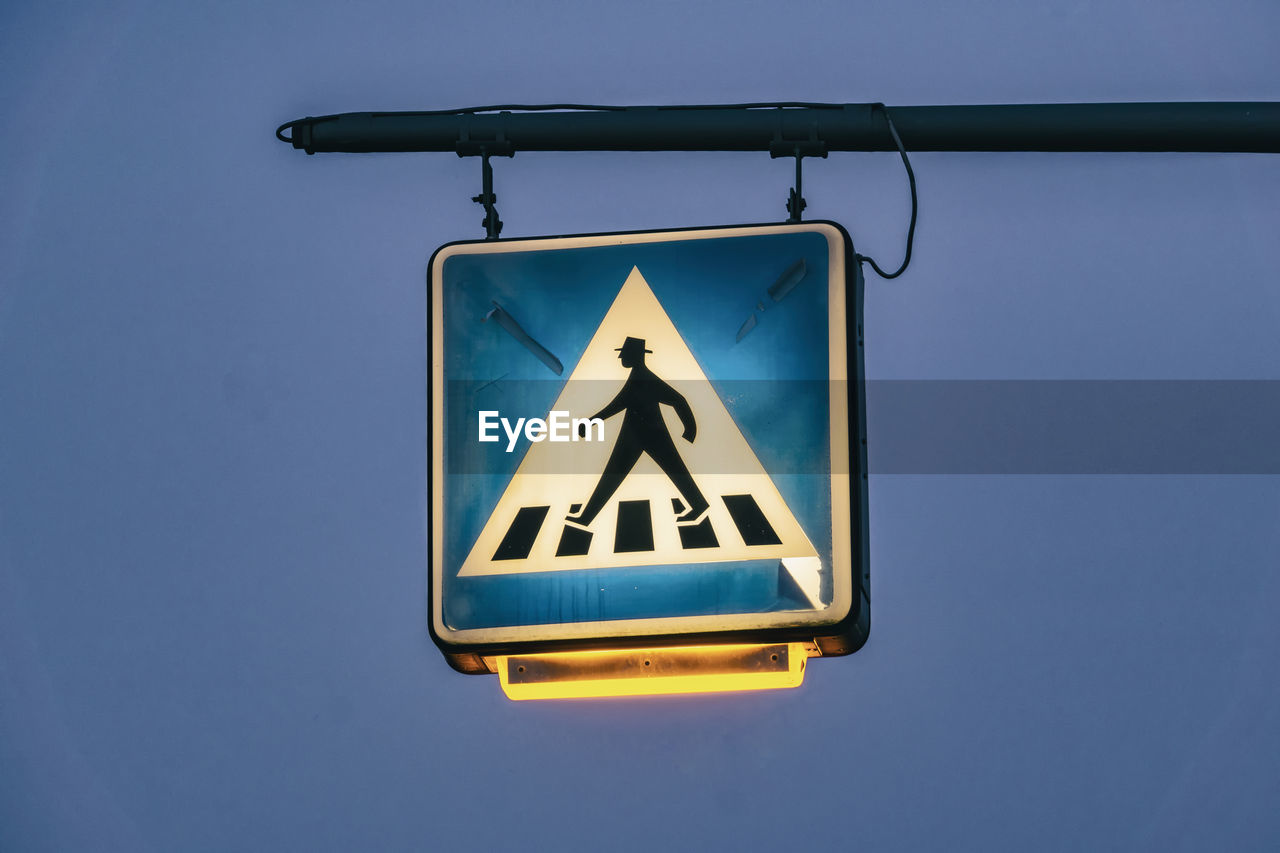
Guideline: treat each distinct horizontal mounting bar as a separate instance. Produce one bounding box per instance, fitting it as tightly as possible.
[279,102,1280,155]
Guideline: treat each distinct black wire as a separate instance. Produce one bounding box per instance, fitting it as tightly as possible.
[381,101,851,116]
[277,101,853,141]
[855,104,917,280]
[376,103,629,117]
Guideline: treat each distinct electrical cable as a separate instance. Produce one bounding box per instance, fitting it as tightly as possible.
[276,102,853,144]
[371,101,852,115]
[855,104,917,280]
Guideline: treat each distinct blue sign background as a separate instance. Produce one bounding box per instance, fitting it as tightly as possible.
[438,229,838,631]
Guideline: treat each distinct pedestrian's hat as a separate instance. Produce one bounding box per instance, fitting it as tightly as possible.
[615,336,653,355]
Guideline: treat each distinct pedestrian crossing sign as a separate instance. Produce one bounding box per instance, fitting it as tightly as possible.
[428,222,869,673]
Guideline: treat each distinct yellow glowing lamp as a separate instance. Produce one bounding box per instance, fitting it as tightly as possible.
[428,223,870,699]
[497,643,808,700]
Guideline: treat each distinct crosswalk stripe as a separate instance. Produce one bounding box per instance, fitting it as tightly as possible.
[673,498,718,549]
[555,520,593,557]
[614,499,655,553]
[722,494,782,546]
[492,506,551,560]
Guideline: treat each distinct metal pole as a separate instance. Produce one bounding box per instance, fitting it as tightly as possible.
[279,103,1280,155]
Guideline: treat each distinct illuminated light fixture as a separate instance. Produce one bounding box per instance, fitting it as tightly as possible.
[497,643,807,700]
[428,225,870,697]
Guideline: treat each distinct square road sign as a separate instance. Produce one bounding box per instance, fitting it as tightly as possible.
[428,222,869,671]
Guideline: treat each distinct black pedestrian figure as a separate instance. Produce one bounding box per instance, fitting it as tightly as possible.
[567,336,710,528]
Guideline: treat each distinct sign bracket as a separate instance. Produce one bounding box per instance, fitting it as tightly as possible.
[456,124,515,240]
[469,151,505,240]
[770,122,828,223]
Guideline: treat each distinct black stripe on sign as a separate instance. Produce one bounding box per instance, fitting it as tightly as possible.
[673,498,718,549]
[614,500,654,553]
[722,494,782,546]
[492,506,550,560]
[555,523,592,557]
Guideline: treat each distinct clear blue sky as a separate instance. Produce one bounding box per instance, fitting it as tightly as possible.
[2,2,1278,850]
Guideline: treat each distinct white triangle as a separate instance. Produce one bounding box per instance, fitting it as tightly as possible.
[458,268,822,603]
